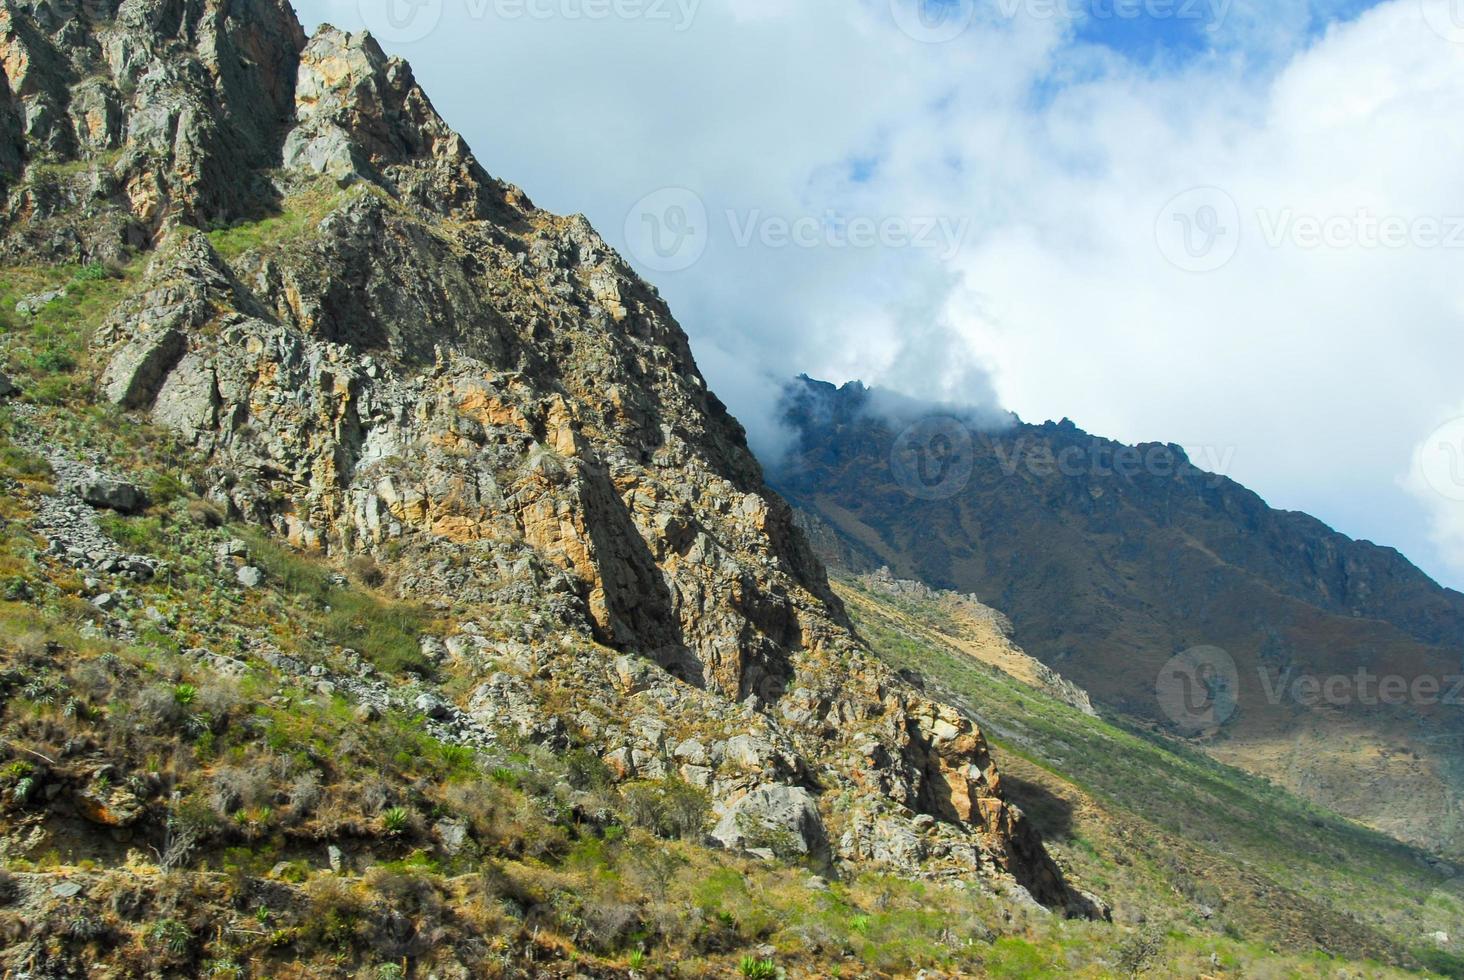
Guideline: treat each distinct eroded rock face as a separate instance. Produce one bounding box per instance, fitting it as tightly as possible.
[711,784,829,864]
[0,0,1087,911]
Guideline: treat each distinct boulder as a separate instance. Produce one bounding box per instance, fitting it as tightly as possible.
[15,287,66,315]
[236,566,264,588]
[711,784,829,865]
[434,818,469,855]
[0,372,18,398]
[76,477,147,514]
[414,692,451,720]
[74,781,144,827]
[102,328,186,409]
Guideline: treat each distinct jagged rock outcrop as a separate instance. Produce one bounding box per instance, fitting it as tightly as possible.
[0,0,1090,911]
[855,566,1098,717]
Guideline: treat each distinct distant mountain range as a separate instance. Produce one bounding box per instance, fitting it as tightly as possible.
[772,376,1464,854]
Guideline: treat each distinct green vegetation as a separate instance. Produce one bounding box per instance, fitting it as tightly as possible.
[0,257,143,404]
[206,179,364,261]
[240,529,436,677]
[838,574,1464,974]
[738,955,781,978]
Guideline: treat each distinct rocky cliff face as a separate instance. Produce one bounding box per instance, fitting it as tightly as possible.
[774,376,1464,854]
[0,0,1093,911]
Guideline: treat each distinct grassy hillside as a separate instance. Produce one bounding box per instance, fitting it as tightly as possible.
[837,574,1464,977]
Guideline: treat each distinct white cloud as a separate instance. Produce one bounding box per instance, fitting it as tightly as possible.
[299,0,1464,587]
[1404,407,1464,573]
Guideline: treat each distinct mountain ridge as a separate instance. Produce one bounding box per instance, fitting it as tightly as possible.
[773,375,1464,855]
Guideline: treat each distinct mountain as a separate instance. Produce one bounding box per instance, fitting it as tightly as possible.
[0,0,1134,974]
[773,377,1464,856]
[2,0,1461,975]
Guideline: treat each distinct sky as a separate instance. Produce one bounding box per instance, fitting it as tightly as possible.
[298,0,1464,590]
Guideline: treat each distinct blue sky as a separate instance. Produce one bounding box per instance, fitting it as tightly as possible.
[1074,0,1384,63]
[301,0,1464,591]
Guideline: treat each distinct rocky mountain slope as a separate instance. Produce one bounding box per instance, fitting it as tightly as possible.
[773,376,1464,857]
[0,0,1150,973]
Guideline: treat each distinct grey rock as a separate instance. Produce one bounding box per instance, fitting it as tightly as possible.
[91,593,117,611]
[102,328,186,409]
[327,845,343,871]
[15,288,66,315]
[283,123,367,182]
[680,764,713,790]
[603,747,635,780]
[673,738,709,765]
[77,478,147,514]
[236,566,264,588]
[470,673,568,748]
[434,818,469,855]
[217,539,248,560]
[711,784,829,864]
[415,693,451,720]
[0,372,18,398]
[152,352,219,441]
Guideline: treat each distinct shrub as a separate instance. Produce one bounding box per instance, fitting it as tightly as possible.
[287,770,323,819]
[146,918,193,957]
[580,896,642,954]
[739,957,782,979]
[365,865,443,919]
[186,498,226,527]
[208,766,271,818]
[347,554,386,588]
[1115,928,1165,977]
[0,446,52,481]
[621,777,710,840]
[148,472,189,506]
[33,348,77,373]
[133,683,185,732]
[304,876,366,949]
[564,747,614,791]
[382,806,410,834]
